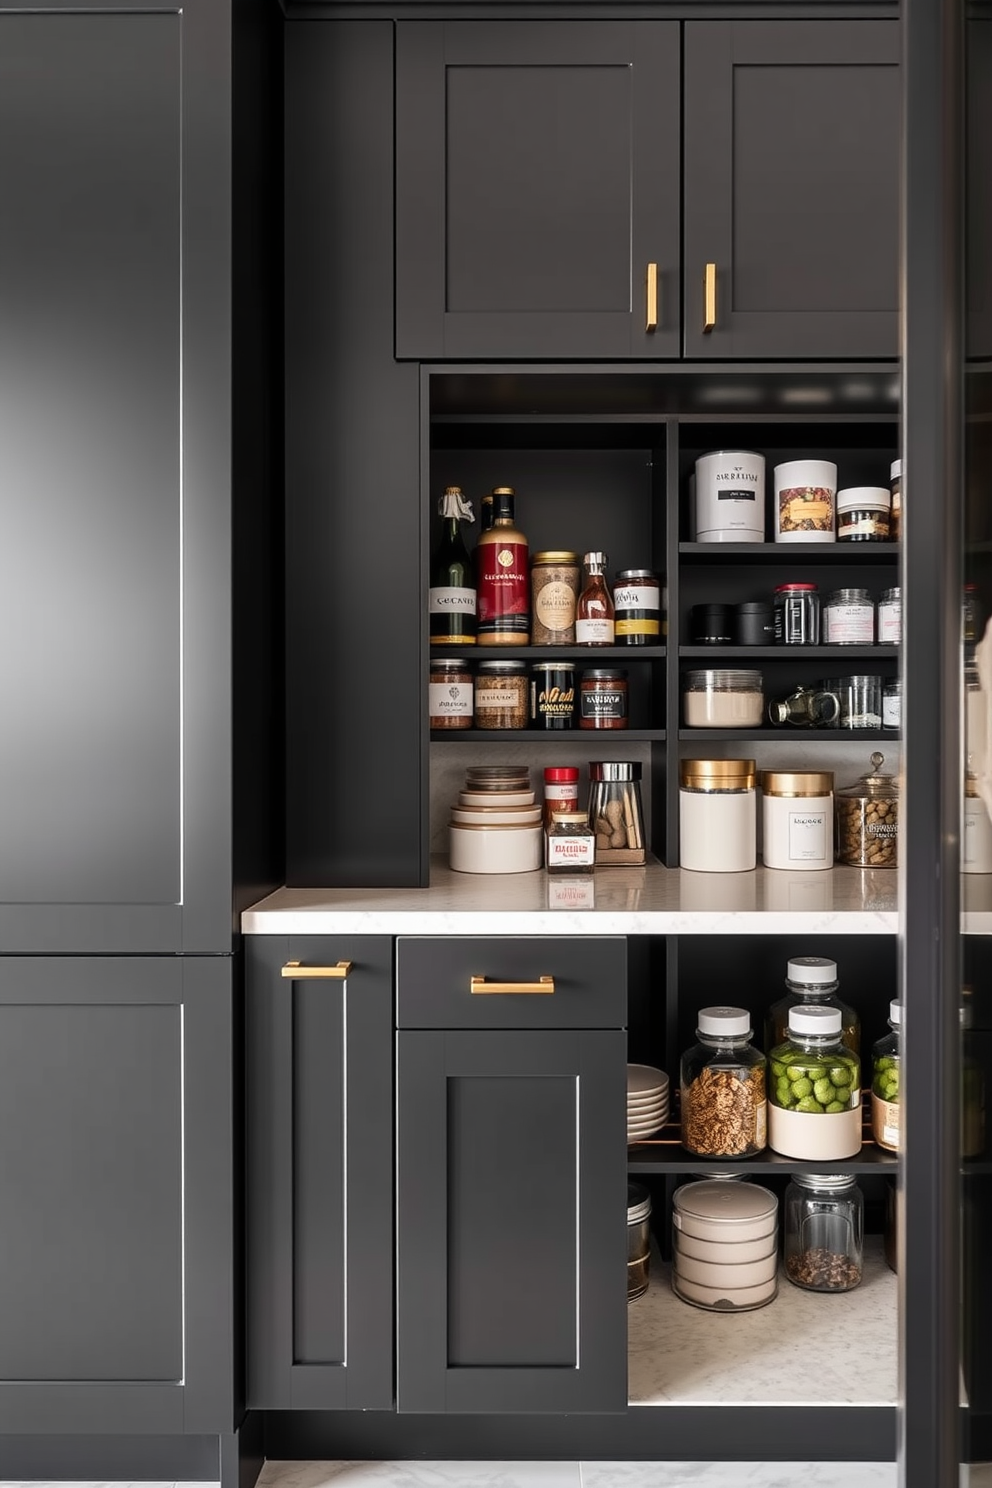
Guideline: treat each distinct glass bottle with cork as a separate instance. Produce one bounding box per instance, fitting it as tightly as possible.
[477,487,530,645]
[429,485,476,645]
[576,552,615,646]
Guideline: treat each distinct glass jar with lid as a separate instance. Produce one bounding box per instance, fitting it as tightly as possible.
[614,569,662,645]
[765,955,860,1057]
[877,587,901,644]
[871,999,901,1152]
[836,751,899,867]
[474,659,529,729]
[824,588,875,644]
[587,761,645,864]
[836,486,891,542]
[679,758,756,873]
[429,658,474,730]
[579,668,628,729]
[768,1005,862,1160]
[774,583,820,645]
[680,1006,767,1159]
[683,669,763,728]
[784,1175,864,1291]
[545,812,595,875]
[889,459,902,540]
[530,551,580,645]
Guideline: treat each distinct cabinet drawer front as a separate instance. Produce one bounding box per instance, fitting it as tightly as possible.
[396,937,625,1028]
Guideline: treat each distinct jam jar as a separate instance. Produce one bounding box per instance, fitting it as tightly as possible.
[580,668,628,729]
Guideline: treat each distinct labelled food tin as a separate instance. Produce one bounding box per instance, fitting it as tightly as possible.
[694,450,765,543]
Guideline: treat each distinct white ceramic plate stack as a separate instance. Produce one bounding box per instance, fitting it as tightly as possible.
[627,1063,670,1144]
[449,766,544,874]
[671,1179,779,1312]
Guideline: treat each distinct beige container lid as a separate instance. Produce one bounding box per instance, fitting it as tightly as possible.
[674,1180,777,1226]
[681,758,756,790]
[531,550,580,564]
[761,770,834,797]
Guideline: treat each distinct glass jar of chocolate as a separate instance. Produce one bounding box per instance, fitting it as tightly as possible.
[579,668,628,729]
[614,569,662,646]
[530,661,576,730]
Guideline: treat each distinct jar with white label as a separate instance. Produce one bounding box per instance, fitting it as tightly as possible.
[877,587,901,644]
[429,659,473,730]
[761,770,834,872]
[614,569,662,644]
[824,588,874,644]
[836,486,891,542]
[546,813,595,874]
[871,1001,901,1152]
[679,759,756,872]
[964,780,992,873]
[474,660,529,730]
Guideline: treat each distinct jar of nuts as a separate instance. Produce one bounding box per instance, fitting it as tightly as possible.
[784,1174,863,1293]
[835,751,899,868]
[680,1006,767,1160]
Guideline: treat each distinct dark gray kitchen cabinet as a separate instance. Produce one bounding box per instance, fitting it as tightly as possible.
[967,14,992,359]
[683,20,900,359]
[395,21,681,361]
[247,936,393,1410]
[396,936,628,1413]
[0,955,234,1436]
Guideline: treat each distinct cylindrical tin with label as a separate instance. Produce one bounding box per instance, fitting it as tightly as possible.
[761,771,834,872]
[694,450,766,543]
[530,661,576,730]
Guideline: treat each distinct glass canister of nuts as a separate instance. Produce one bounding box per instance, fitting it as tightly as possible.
[680,1006,767,1159]
[587,761,646,864]
[835,751,899,867]
[530,551,581,645]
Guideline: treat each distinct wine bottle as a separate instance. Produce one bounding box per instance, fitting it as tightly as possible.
[477,486,530,645]
[429,486,476,645]
[576,552,615,645]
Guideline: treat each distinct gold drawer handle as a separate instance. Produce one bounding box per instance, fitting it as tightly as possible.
[703,262,717,332]
[281,960,353,979]
[470,975,555,995]
[645,262,658,332]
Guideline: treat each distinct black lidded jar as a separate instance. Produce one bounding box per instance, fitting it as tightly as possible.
[690,603,734,646]
[735,602,775,646]
[530,661,577,730]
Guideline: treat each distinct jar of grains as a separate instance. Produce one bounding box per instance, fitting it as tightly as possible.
[474,660,529,730]
[680,1006,767,1159]
[579,668,628,729]
[679,758,757,873]
[614,569,662,645]
[836,486,891,542]
[835,751,899,867]
[824,588,875,644]
[683,669,763,727]
[530,551,580,645]
[429,658,474,730]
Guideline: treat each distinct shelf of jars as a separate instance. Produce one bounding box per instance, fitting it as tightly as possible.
[627,1116,897,1176]
[431,728,666,743]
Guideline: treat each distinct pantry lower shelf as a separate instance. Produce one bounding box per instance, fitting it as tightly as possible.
[628,1235,896,1407]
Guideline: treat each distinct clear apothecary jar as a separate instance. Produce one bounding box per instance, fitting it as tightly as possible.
[784,1175,863,1291]
[835,751,899,867]
[680,1006,767,1159]
[679,758,756,873]
[764,954,861,1057]
[587,761,646,864]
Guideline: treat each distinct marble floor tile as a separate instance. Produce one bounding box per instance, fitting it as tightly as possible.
[259,1464,581,1488]
[580,1466,896,1488]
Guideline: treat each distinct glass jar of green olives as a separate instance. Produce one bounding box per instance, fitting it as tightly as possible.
[764,955,861,1057]
[768,1005,862,1160]
[784,1174,864,1292]
[871,1000,901,1152]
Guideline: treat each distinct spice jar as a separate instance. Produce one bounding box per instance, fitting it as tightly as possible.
[545,812,595,874]
[682,669,763,728]
[588,760,645,863]
[964,778,992,873]
[530,661,576,730]
[680,1006,767,1159]
[883,678,901,731]
[767,1005,862,1160]
[580,668,628,730]
[530,551,580,645]
[774,583,820,645]
[429,658,474,730]
[877,587,901,645]
[836,486,891,542]
[836,751,899,867]
[784,1175,863,1292]
[543,766,580,827]
[890,459,902,540]
[824,588,875,644]
[679,758,756,873]
[474,660,529,730]
[765,955,860,1057]
[871,999,901,1152]
[773,458,837,543]
[627,1184,652,1301]
[760,770,834,872]
[614,569,662,645]
[671,1180,778,1313]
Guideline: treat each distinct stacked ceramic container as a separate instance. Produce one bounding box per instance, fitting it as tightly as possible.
[449,766,544,874]
[671,1179,778,1312]
[627,1063,670,1144]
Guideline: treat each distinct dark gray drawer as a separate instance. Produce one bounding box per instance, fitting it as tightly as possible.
[396,937,626,1029]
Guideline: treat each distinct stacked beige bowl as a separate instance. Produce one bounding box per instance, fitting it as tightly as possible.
[671,1179,778,1312]
[449,766,544,873]
[627,1063,670,1144]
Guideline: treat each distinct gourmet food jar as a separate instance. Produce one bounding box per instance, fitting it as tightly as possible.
[767,1005,862,1160]
[679,758,756,873]
[784,1175,863,1292]
[693,450,765,543]
[579,668,628,730]
[765,955,861,1057]
[671,1180,778,1312]
[836,486,891,542]
[429,658,474,730]
[773,459,838,543]
[530,551,580,645]
[890,459,902,541]
[760,770,834,872]
[474,660,529,729]
[836,752,899,867]
[871,1000,901,1153]
[680,1006,767,1160]
[614,569,662,645]
[530,661,576,731]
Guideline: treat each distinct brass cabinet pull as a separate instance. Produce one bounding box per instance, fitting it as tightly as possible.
[281,960,354,979]
[703,262,717,332]
[470,975,555,995]
[645,262,658,332]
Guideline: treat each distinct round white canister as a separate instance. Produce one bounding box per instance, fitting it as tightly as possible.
[693,450,765,543]
[761,771,834,872]
[773,458,838,544]
[679,759,756,873]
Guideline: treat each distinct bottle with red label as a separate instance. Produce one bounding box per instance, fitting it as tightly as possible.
[576,552,615,646]
[477,486,530,644]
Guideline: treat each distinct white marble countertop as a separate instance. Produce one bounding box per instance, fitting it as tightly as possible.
[628,1236,897,1407]
[242,859,899,935]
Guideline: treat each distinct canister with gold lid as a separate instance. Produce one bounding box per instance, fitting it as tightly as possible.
[679,759,757,873]
[530,551,580,645]
[761,770,834,872]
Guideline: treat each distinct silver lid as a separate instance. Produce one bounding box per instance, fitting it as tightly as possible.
[792,1174,858,1192]
[589,761,642,782]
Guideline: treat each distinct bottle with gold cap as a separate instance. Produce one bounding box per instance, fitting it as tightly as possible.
[477,486,530,645]
[679,758,757,872]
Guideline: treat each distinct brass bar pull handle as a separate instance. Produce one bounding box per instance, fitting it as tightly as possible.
[281,960,354,979]
[703,262,717,333]
[645,262,658,332]
[470,975,555,996]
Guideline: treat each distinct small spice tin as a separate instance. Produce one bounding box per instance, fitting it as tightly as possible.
[774,459,838,543]
[530,551,580,645]
[690,602,734,645]
[429,658,474,730]
[543,766,580,827]
[546,812,595,874]
[694,450,766,543]
[474,660,529,730]
[735,602,775,646]
[836,486,891,542]
[824,588,874,644]
[614,569,662,645]
[774,583,820,645]
[579,668,628,729]
[530,661,576,730]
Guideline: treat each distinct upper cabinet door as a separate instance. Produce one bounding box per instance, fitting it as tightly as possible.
[683,21,900,360]
[396,21,680,361]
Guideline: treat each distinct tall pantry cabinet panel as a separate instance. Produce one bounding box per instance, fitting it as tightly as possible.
[0,5,233,953]
[395,21,680,360]
[683,21,900,359]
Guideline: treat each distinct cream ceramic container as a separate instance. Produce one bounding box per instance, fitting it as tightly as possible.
[773,458,838,543]
[450,805,543,826]
[693,450,766,543]
[449,822,543,874]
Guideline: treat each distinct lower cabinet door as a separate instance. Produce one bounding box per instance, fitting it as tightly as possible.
[397,1028,627,1413]
[247,935,393,1409]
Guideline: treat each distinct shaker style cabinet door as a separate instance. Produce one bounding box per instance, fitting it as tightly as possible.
[395,21,680,360]
[247,936,394,1410]
[397,1028,627,1413]
[683,21,900,359]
